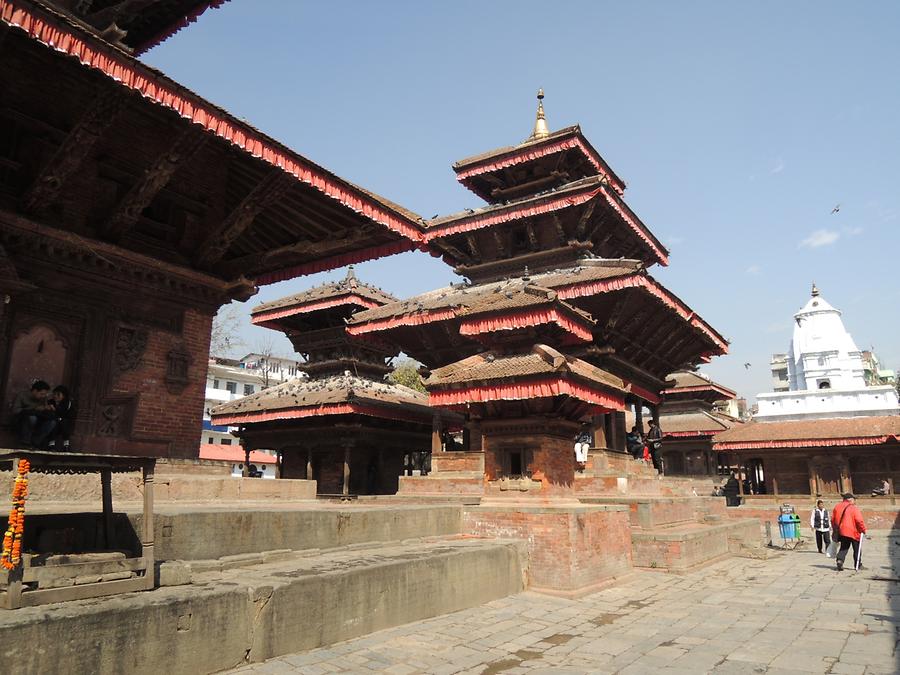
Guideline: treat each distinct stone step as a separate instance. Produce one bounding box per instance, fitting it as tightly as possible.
[580,496,708,529]
[631,518,762,572]
[27,503,465,561]
[0,537,527,675]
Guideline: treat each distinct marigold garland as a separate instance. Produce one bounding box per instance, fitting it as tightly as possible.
[1,459,30,570]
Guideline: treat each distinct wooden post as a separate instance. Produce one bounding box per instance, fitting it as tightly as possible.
[242,445,251,478]
[432,414,443,453]
[592,413,607,450]
[142,462,155,589]
[771,457,779,498]
[306,448,313,481]
[634,403,644,435]
[101,468,114,549]
[342,444,351,497]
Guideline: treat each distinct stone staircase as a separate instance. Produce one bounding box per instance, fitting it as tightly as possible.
[578,450,763,572]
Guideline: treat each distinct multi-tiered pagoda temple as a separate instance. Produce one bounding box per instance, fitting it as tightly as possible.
[657,370,741,477]
[211,268,455,495]
[346,93,729,593]
[349,92,728,498]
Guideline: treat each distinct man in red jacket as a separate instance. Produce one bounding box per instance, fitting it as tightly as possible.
[832,493,868,571]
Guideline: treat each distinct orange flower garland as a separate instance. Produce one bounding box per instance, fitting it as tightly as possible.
[1,459,30,570]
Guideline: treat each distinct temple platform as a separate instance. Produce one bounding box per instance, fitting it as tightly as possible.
[0,534,526,675]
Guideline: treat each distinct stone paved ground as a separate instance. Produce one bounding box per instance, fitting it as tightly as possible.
[227,533,900,674]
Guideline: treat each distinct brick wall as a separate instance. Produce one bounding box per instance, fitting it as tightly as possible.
[464,504,633,594]
[431,452,484,474]
[109,308,213,459]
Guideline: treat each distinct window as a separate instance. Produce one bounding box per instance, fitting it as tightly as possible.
[207,437,214,444]
[243,384,254,396]
[818,380,831,390]
[509,450,523,476]
[213,379,220,389]
[221,438,232,445]
[226,381,237,394]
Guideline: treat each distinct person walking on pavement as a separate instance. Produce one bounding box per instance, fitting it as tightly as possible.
[810,499,831,554]
[832,493,868,571]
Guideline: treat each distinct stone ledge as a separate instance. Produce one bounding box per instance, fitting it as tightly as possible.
[0,538,527,675]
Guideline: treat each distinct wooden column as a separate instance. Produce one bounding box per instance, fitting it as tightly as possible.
[306,449,313,481]
[591,413,607,449]
[342,444,351,497]
[737,456,745,497]
[142,462,155,589]
[469,423,482,453]
[634,403,644,434]
[807,459,817,496]
[243,445,251,478]
[431,414,443,454]
[101,468,114,549]
[840,456,852,495]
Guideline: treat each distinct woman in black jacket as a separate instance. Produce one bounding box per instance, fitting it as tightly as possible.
[47,385,76,451]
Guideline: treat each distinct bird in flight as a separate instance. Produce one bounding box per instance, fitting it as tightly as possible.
[831,204,840,214]
[743,363,751,369]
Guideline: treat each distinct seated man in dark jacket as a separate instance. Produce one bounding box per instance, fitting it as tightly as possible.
[11,380,55,447]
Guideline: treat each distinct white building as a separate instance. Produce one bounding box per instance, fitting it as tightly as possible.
[756,285,899,421]
[203,356,302,445]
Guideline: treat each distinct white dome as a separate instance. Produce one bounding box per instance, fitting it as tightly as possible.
[787,285,865,391]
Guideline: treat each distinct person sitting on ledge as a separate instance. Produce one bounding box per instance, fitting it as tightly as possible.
[870,478,890,496]
[11,379,55,448]
[47,385,76,452]
[573,424,592,468]
[625,425,643,459]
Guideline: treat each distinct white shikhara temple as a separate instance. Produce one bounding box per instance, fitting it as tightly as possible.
[756,285,900,421]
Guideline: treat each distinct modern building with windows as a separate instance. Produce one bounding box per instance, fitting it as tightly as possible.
[203,356,302,446]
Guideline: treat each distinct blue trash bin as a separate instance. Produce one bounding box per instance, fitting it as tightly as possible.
[777,513,794,540]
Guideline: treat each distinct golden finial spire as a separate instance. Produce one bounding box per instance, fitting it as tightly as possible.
[529,89,550,141]
[811,282,819,297]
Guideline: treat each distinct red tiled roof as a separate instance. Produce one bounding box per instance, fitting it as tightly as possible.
[713,416,900,450]
[199,444,276,464]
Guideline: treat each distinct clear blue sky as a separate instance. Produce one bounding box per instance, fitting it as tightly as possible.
[143,1,900,402]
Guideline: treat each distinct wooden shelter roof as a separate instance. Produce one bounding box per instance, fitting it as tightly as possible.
[1,1,425,289]
[713,416,900,451]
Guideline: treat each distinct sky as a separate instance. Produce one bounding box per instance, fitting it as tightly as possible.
[143,1,900,402]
